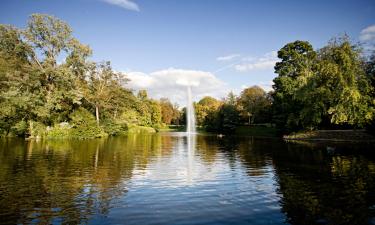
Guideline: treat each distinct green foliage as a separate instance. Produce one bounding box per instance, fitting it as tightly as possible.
[68,108,106,139]
[218,103,240,133]
[272,40,317,131]
[102,119,128,136]
[1,13,374,137]
[238,86,272,124]
[126,126,156,134]
[28,121,47,138]
[204,93,240,133]
[272,37,374,133]
[0,14,174,139]
[10,120,28,137]
[46,124,71,138]
[46,108,106,139]
[317,37,373,126]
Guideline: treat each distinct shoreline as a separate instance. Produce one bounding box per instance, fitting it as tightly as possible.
[283,130,375,142]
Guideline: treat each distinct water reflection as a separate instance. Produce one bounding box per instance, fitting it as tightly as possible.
[0,135,374,224]
[273,142,375,225]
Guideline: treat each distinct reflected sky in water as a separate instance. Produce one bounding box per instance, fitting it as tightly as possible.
[0,133,375,225]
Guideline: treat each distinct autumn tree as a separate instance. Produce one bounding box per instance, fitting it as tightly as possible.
[159,98,180,125]
[195,96,221,126]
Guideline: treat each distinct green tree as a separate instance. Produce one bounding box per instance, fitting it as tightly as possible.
[272,40,318,131]
[23,14,89,124]
[205,92,239,133]
[0,25,34,135]
[84,61,127,125]
[0,14,141,137]
[238,86,271,124]
[316,37,373,127]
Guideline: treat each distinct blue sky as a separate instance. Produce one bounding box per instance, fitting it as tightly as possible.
[1,0,375,105]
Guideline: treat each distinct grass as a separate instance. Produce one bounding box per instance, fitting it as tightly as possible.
[158,125,185,132]
[235,125,279,137]
[126,126,157,134]
[284,129,375,142]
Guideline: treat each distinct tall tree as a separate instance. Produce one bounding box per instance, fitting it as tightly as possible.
[23,14,92,125]
[0,25,34,135]
[272,40,317,131]
[84,61,127,125]
[316,37,373,127]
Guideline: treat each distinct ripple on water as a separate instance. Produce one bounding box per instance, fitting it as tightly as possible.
[1,135,374,225]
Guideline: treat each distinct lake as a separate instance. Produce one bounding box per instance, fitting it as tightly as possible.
[0,133,375,225]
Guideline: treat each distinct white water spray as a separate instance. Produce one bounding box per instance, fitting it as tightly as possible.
[186,85,196,134]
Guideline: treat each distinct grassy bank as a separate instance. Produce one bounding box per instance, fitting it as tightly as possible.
[126,126,157,134]
[284,130,375,142]
[235,125,279,137]
[158,125,185,132]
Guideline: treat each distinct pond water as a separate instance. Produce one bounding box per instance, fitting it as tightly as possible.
[0,133,375,225]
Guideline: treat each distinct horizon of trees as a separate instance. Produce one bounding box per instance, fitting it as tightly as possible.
[1,13,374,138]
[189,37,375,134]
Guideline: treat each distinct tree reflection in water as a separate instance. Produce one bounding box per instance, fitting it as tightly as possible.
[0,135,374,225]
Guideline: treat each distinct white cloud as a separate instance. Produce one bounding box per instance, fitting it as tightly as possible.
[234,51,278,72]
[360,24,375,41]
[216,54,241,61]
[125,68,228,106]
[102,0,140,11]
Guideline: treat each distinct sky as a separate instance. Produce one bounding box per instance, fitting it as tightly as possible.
[1,0,375,106]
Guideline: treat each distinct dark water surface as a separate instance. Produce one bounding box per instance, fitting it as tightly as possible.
[1,133,375,225]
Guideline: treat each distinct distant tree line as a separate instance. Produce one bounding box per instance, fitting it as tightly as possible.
[1,14,374,137]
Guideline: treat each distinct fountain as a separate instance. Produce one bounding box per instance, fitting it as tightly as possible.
[186,85,196,135]
[186,85,196,184]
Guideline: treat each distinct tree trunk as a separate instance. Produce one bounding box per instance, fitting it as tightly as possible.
[95,105,100,125]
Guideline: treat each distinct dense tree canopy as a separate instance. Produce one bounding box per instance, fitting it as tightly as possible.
[272,38,374,132]
[0,14,179,138]
[1,13,374,137]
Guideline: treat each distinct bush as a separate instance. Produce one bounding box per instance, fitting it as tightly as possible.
[28,121,47,138]
[47,124,71,138]
[102,119,128,136]
[11,120,28,136]
[69,108,107,138]
[46,108,107,139]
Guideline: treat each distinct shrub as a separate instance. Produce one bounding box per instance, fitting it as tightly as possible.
[68,108,107,138]
[28,121,47,138]
[11,120,27,136]
[102,119,128,136]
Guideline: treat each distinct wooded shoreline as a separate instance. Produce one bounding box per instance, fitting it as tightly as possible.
[1,14,375,139]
